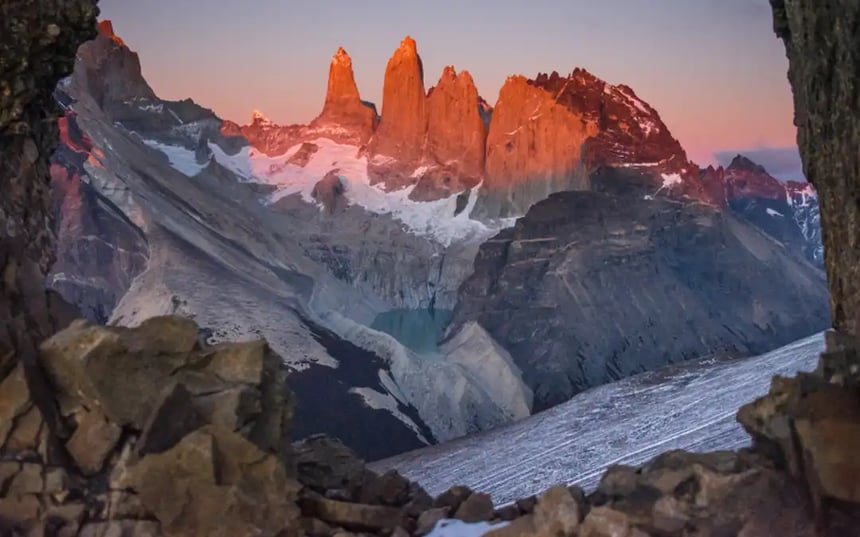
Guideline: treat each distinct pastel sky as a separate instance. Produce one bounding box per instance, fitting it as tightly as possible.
[100,0,802,179]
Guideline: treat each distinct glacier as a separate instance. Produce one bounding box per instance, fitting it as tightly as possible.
[371,333,824,506]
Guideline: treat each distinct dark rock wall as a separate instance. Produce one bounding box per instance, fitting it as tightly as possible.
[49,110,149,323]
[0,0,99,365]
[771,0,860,338]
[449,190,830,410]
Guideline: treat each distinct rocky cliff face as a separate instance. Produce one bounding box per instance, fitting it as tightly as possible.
[236,111,307,156]
[232,46,381,157]
[425,67,486,177]
[72,19,155,114]
[273,192,480,311]
[47,22,217,325]
[0,0,99,369]
[473,69,702,220]
[699,155,824,265]
[310,47,378,145]
[772,0,860,338]
[723,154,789,200]
[448,190,829,410]
[366,41,490,200]
[69,21,230,143]
[474,75,598,219]
[539,69,690,176]
[785,179,823,262]
[414,67,487,201]
[49,110,149,322]
[370,37,427,168]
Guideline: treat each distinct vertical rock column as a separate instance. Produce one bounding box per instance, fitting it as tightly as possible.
[0,0,98,529]
[0,0,99,376]
[424,66,487,178]
[771,0,860,339]
[735,4,860,534]
[310,46,377,145]
[370,36,427,163]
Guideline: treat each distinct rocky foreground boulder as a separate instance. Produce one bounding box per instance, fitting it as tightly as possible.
[0,317,468,536]
[1,0,100,357]
[0,317,300,535]
[5,319,860,536]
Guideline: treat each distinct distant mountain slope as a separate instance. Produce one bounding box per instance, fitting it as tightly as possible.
[48,20,829,459]
[50,22,532,459]
[447,188,829,410]
[700,154,823,265]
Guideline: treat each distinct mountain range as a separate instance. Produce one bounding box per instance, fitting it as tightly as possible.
[48,20,829,459]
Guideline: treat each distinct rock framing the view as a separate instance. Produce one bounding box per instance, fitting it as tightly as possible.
[2,0,860,535]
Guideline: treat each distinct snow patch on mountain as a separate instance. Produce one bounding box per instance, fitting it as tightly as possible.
[604,84,658,134]
[411,165,433,178]
[617,161,664,168]
[142,137,497,245]
[787,183,816,206]
[139,103,163,113]
[617,86,651,115]
[655,172,682,194]
[370,154,397,166]
[142,139,205,176]
[216,138,494,246]
[349,386,430,444]
[785,182,823,264]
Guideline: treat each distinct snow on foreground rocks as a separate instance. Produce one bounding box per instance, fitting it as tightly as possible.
[426,520,507,537]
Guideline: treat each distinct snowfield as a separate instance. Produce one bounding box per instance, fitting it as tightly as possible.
[142,138,206,176]
[372,333,825,506]
[658,172,683,191]
[145,136,496,246]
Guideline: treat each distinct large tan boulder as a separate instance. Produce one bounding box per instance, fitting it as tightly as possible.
[127,425,301,537]
[38,316,293,461]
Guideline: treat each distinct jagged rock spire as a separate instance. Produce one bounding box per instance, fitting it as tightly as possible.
[370,36,427,162]
[311,46,376,144]
[425,66,487,179]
